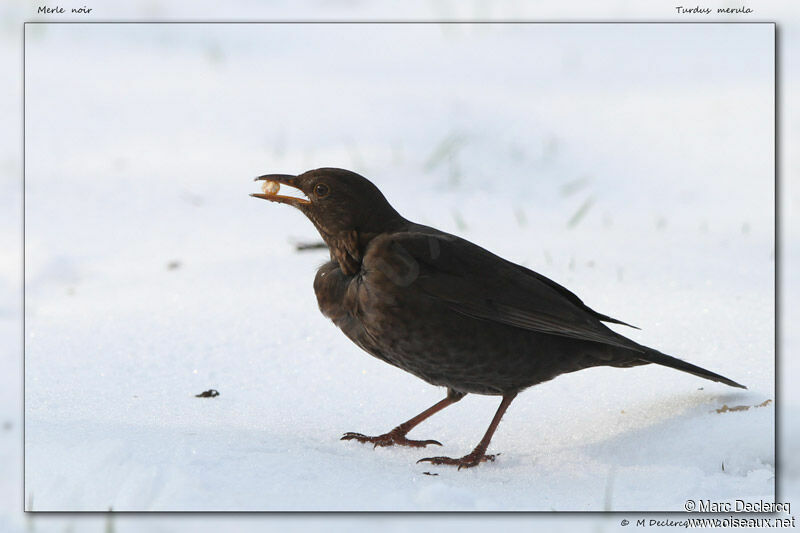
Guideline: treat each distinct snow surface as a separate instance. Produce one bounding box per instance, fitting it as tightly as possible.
[2,2,795,528]
[20,22,776,513]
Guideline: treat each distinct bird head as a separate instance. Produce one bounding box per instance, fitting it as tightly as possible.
[251,168,406,270]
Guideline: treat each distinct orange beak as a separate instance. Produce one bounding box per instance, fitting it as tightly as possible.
[251,174,311,207]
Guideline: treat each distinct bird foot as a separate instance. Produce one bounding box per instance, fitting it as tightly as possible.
[416,452,498,469]
[341,430,442,448]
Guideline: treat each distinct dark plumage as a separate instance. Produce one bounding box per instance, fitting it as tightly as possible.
[251,167,745,469]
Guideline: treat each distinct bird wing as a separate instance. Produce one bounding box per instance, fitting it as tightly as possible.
[370,231,644,353]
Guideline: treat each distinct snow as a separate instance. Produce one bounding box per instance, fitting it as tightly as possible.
[1,1,798,530]
[19,22,776,513]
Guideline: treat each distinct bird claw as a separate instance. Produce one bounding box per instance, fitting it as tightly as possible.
[416,452,498,469]
[341,431,442,448]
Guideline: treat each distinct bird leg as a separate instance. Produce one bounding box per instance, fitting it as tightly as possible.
[341,389,465,448]
[417,392,517,469]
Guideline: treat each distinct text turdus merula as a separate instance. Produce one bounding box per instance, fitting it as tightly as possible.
[251,168,745,469]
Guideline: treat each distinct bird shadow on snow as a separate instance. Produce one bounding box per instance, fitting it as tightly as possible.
[562,390,775,503]
[521,389,755,463]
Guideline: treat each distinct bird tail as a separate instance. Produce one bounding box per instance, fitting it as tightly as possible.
[640,349,747,389]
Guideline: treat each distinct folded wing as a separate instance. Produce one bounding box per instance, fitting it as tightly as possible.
[379,231,644,353]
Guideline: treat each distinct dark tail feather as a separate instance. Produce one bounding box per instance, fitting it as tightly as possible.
[596,311,640,330]
[641,349,747,389]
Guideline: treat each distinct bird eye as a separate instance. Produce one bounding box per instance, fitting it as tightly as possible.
[314,183,330,198]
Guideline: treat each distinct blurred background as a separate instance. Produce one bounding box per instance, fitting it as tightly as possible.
[1,0,798,531]
[23,22,774,339]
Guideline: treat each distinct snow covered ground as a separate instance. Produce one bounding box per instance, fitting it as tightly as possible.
[2,1,797,529]
[20,22,776,513]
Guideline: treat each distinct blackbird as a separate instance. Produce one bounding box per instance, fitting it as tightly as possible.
[251,168,745,469]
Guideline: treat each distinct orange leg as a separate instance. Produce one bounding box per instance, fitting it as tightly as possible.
[341,389,465,448]
[417,392,517,469]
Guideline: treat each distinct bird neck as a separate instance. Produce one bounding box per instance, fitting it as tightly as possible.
[326,230,362,276]
[324,223,403,277]
[315,205,407,276]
